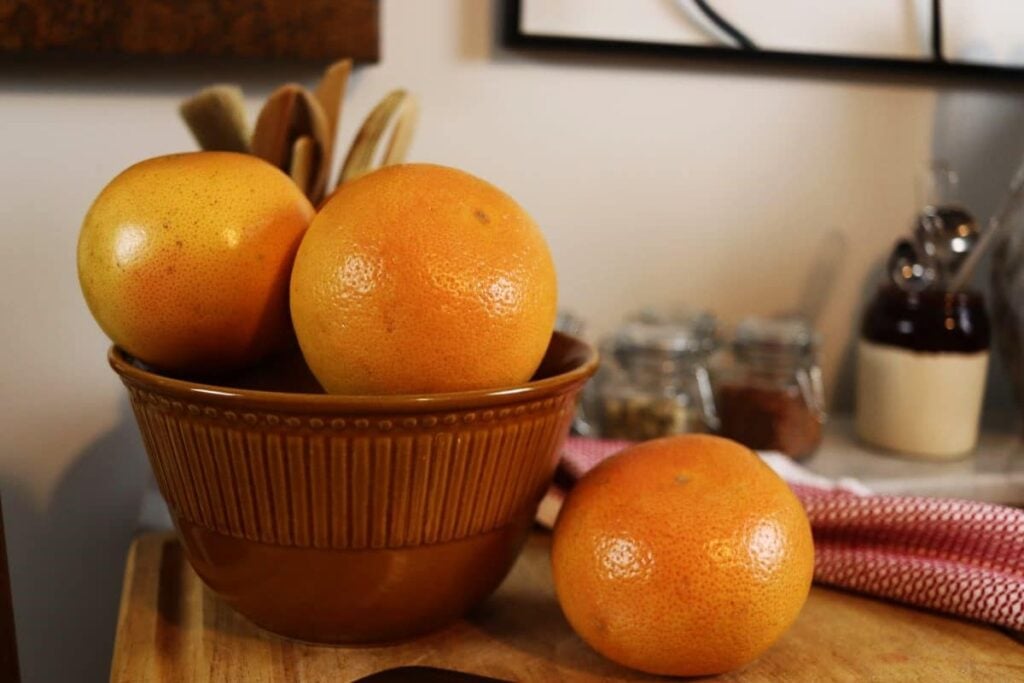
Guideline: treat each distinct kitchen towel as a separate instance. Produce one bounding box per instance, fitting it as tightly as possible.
[545,437,1024,633]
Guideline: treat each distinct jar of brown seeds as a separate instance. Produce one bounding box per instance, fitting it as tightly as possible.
[580,311,720,440]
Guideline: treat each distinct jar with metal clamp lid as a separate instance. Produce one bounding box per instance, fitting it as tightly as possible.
[716,316,826,460]
[580,312,719,440]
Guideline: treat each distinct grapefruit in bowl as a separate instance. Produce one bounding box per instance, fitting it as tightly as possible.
[78,152,314,375]
[290,163,558,394]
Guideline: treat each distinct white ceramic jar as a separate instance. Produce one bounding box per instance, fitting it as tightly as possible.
[855,286,990,460]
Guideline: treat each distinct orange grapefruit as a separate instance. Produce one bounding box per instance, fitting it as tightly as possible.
[78,152,314,374]
[290,163,557,394]
[552,434,814,677]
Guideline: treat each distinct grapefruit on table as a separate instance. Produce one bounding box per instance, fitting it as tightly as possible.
[290,163,557,394]
[78,152,314,375]
[552,434,814,677]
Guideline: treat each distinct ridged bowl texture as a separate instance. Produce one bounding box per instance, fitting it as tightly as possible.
[110,332,597,643]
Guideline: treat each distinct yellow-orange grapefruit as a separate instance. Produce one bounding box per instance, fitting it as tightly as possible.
[78,152,314,375]
[552,435,814,677]
[290,163,557,394]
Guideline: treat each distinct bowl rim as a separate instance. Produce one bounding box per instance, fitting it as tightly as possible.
[108,331,599,413]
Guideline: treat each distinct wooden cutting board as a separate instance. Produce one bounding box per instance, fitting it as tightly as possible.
[111,532,1023,682]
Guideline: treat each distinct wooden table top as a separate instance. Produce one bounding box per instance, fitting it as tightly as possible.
[111,531,1023,682]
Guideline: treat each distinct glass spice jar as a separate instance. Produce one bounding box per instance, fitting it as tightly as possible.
[716,317,826,460]
[580,312,720,440]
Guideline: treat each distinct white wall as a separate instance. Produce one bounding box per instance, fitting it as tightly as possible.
[0,1,1020,680]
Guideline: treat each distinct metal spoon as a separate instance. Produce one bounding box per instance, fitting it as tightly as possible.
[888,237,937,293]
[913,205,979,285]
[951,159,1024,292]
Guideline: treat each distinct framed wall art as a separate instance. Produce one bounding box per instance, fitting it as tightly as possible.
[505,0,1024,80]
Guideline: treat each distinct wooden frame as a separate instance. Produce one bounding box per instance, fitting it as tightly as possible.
[0,0,380,62]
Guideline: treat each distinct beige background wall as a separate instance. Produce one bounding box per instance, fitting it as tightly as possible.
[1,1,1022,680]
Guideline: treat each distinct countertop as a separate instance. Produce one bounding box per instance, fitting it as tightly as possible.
[804,417,1024,505]
[111,531,1024,682]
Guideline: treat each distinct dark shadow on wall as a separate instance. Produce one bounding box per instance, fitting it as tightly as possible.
[933,90,1024,421]
[833,90,1024,419]
[4,397,148,683]
[831,258,888,415]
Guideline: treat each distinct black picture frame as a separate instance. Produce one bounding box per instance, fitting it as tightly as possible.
[503,0,1024,83]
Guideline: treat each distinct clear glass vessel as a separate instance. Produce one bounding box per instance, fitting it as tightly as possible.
[716,317,826,460]
[580,312,719,441]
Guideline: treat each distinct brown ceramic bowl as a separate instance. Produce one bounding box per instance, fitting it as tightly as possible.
[109,332,597,644]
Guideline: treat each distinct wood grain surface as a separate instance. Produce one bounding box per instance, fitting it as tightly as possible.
[111,531,1024,682]
[0,1,379,61]
[0,495,20,683]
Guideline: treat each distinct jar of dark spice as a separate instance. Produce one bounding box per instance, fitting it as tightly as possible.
[580,312,719,440]
[716,317,826,459]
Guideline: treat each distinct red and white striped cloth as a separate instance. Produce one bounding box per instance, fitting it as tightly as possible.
[543,437,1024,632]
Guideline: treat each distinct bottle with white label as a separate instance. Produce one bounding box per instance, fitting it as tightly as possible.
[855,285,990,460]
